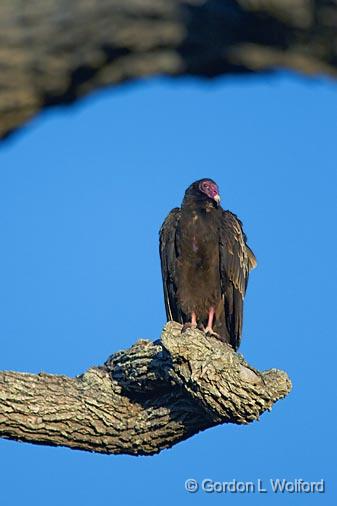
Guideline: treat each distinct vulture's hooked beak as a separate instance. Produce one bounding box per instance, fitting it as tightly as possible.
[214,194,221,207]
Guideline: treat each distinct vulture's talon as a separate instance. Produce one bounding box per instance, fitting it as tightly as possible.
[205,328,220,339]
[181,323,197,333]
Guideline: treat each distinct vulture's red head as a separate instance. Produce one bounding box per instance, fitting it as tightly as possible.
[185,178,221,207]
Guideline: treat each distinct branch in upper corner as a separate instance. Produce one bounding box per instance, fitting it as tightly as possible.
[0,322,291,456]
[0,0,336,139]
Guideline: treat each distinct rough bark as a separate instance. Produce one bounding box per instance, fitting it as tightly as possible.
[0,322,291,456]
[0,0,336,139]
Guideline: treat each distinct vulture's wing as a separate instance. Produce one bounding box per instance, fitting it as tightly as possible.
[219,211,257,350]
[159,208,183,323]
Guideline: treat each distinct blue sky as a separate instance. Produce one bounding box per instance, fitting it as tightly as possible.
[0,72,336,505]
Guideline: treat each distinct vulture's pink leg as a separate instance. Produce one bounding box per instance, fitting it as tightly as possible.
[205,307,215,334]
[181,312,197,333]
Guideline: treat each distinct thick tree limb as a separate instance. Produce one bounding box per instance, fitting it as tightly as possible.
[0,322,291,456]
[0,0,337,139]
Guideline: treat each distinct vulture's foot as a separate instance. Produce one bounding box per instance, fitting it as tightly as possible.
[204,327,220,339]
[207,331,229,345]
[181,322,197,333]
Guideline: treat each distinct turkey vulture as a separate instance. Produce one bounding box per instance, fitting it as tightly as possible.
[159,179,256,350]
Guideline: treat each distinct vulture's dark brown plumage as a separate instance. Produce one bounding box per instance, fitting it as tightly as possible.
[159,179,256,350]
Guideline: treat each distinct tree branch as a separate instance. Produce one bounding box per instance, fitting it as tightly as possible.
[1,0,336,139]
[0,322,291,456]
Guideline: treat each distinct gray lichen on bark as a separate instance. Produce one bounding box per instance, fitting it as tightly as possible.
[0,0,337,139]
[0,322,291,456]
